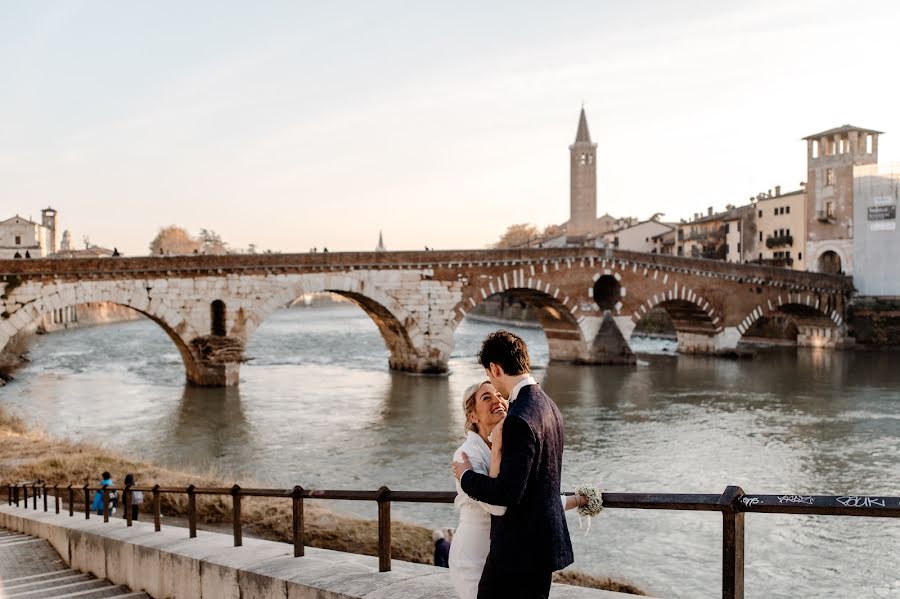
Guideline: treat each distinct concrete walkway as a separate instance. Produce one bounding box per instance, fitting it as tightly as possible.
[0,505,650,599]
[0,527,151,598]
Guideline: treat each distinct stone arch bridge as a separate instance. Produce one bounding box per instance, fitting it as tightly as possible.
[0,249,853,386]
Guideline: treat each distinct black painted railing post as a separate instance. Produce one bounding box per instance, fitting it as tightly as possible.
[187,485,197,538]
[231,484,242,547]
[54,484,59,514]
[7,484,11,506]
[13,484,19,507]
[719,485,745,599]
[124,484,132,526]
[83,485,90,519]
[292,486,304,557]
[67,485,74,517]
[32,484,37,510]
[152,485,161,532]
[23,484,28,509]
[102,486,110,523]
[43,483,48,512]
[376,486,392,572]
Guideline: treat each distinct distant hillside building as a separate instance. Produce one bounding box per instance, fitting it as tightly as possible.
[0,208,58,258]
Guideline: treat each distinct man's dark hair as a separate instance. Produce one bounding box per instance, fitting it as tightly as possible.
[477,330,530,376]
[101,472,111,480]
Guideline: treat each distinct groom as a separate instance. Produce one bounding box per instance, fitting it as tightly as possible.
[452,330,573,599]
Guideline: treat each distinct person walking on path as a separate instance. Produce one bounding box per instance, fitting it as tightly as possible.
[123,474,143,521]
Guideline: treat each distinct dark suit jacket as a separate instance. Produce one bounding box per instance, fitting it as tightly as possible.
[460,383,574,572]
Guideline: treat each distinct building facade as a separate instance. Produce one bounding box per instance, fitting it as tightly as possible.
[852,163,900,295]
[0,208,57,259]
[804,125,881,275]
[752,189,807,270]
[605,219,674,253]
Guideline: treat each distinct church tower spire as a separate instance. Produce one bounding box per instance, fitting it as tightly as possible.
[375,230,386,252]
[568,107,598,241]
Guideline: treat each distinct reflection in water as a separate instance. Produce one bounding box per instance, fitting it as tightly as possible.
[2,305,899,598]
[162,386,254,475]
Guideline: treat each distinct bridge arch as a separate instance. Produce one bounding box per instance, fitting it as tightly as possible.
[0,281,203,383]
[245,273,435,373]
[629,285,724,337]
[737,292,846,347]
[452,274,589,363]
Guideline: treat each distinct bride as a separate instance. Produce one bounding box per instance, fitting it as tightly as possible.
[449,380,584,599]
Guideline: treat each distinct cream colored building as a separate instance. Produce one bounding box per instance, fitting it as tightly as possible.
[605,219,674,253]
[752,189,807,270]
[0,208,57,259]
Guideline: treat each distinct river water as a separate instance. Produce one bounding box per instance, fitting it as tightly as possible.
[2,303,899,598]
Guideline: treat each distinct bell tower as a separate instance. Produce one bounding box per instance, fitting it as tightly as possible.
[41,207,58,254]
[568,108,598,241]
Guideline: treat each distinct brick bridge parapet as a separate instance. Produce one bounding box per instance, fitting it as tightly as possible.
[0,249,854,386]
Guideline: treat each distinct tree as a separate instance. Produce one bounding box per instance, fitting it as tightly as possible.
[149,226,201,256]
[494,224,539,249]
[542,223,565,239]
[198,229,228,255]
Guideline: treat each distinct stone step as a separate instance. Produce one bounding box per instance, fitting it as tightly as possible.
[1,569,78,585]
[0,528,149,599]
[4,573,92,591]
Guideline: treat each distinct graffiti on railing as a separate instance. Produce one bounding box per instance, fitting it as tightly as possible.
[741,496,760,507]
[836,496,886,508]
[777,495,814,505]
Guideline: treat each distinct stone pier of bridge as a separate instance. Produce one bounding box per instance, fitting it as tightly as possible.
[0,248,854,386]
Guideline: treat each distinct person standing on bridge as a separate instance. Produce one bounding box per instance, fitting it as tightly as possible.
[452,331,577,599]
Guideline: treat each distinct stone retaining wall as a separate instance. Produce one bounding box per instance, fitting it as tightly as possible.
[0,505,642,599]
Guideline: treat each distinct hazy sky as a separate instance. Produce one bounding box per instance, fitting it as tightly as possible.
[3,1,899,255]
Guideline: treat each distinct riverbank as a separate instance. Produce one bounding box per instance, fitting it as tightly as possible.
[0,406,644,595]
[0,334,30,387]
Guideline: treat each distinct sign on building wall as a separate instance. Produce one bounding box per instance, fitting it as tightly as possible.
[868,205,896,221]
[868,199,896,232]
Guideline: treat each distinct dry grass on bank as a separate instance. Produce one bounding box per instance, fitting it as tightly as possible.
[0,406,644,595]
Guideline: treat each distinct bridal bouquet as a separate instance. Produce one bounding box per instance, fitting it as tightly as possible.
[574,484,603,533]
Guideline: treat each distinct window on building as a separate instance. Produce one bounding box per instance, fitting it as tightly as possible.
[786,228,791,237]
[775,208,779,216]
[759,210,763,218]
[826,200,834,219]
[786,251,791,259]
[759,231,763,242]
[737,221,742,232]
[588,154,593,165]
[812,140,819,158]
[737,242,741,253]
[826,168,834,186]
[866,135,873,153]
[724,243,729,255]
[759,253,763,261]
[786,206,790,214]
[14,236,21,245]
[725,223,730,234]
[580,154,587,165]
[799,252,802,260]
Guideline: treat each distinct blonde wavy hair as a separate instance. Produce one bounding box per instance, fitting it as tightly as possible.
[462,380,491,435]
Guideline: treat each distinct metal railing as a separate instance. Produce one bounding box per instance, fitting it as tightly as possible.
[4,482,899,599]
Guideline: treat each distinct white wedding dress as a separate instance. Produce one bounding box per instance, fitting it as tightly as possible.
[449,431,506,599]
